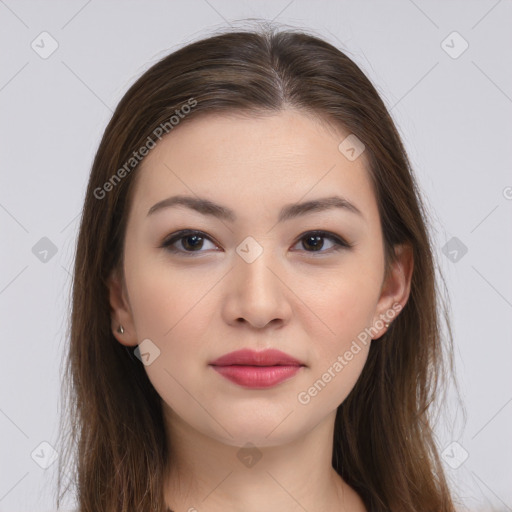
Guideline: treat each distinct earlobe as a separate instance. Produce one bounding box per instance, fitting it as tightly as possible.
[107,268,138,347]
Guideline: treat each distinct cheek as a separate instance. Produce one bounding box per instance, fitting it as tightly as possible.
[298,284,374,411]
[125,252,217,384]
[126,261,213,421]
[307,270,380,345]
[126,249,214,340]
[299,270,379,404]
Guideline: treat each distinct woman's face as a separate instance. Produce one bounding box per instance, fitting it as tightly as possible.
[109,109,411,447]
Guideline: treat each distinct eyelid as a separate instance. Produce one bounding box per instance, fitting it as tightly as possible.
[159,229,220,253]
[160,229,353,255]
[292,230,354,250]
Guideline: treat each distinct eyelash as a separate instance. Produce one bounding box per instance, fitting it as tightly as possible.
[159,229,353,256]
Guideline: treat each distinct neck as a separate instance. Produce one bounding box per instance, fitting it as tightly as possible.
[162,406,366,512]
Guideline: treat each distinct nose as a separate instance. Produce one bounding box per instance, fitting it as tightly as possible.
[222,245,292,330]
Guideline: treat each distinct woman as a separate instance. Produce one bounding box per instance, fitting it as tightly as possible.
[57,25,460,512]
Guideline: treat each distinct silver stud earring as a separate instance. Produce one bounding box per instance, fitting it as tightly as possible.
[117,324,124,334]
[384,322,390,328]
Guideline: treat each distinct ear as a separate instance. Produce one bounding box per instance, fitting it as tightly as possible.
[107,267,138,347]
[371,243,414,340]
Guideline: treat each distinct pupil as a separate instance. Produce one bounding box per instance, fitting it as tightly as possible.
[184,235,203,250]
[305,235,323,251]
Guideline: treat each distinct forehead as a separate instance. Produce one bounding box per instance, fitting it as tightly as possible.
[128,110,379,226]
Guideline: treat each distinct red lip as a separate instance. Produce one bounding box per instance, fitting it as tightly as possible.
[209,349,305,389]
[209,349,304,367]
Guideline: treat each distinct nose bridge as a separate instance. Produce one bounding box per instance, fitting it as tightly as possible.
[227,235,290,326]
[235,236,281,297]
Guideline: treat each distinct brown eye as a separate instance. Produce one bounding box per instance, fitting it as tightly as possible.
[179,233,205,251]
[160,229,352,257]
[301,234,326,251]
[161,230,218,255]
[292,231,352,254]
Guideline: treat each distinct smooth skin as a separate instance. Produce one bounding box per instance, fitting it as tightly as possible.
[108,109,413,512]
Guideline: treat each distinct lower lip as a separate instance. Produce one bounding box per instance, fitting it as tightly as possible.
[211,365,302,388]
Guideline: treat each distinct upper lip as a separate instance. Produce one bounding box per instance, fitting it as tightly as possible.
[210,349,304,367]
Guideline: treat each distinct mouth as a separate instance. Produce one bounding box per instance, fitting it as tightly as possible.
[209,349,305,389]
[209,348,304,367]
[210,364,303,388]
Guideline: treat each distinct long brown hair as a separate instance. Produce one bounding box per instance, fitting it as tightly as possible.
[56,23,462,512]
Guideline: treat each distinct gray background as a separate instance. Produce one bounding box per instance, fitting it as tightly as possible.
[1,1,511,511]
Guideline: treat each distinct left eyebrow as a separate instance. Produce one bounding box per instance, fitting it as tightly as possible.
[147,194,364,222]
